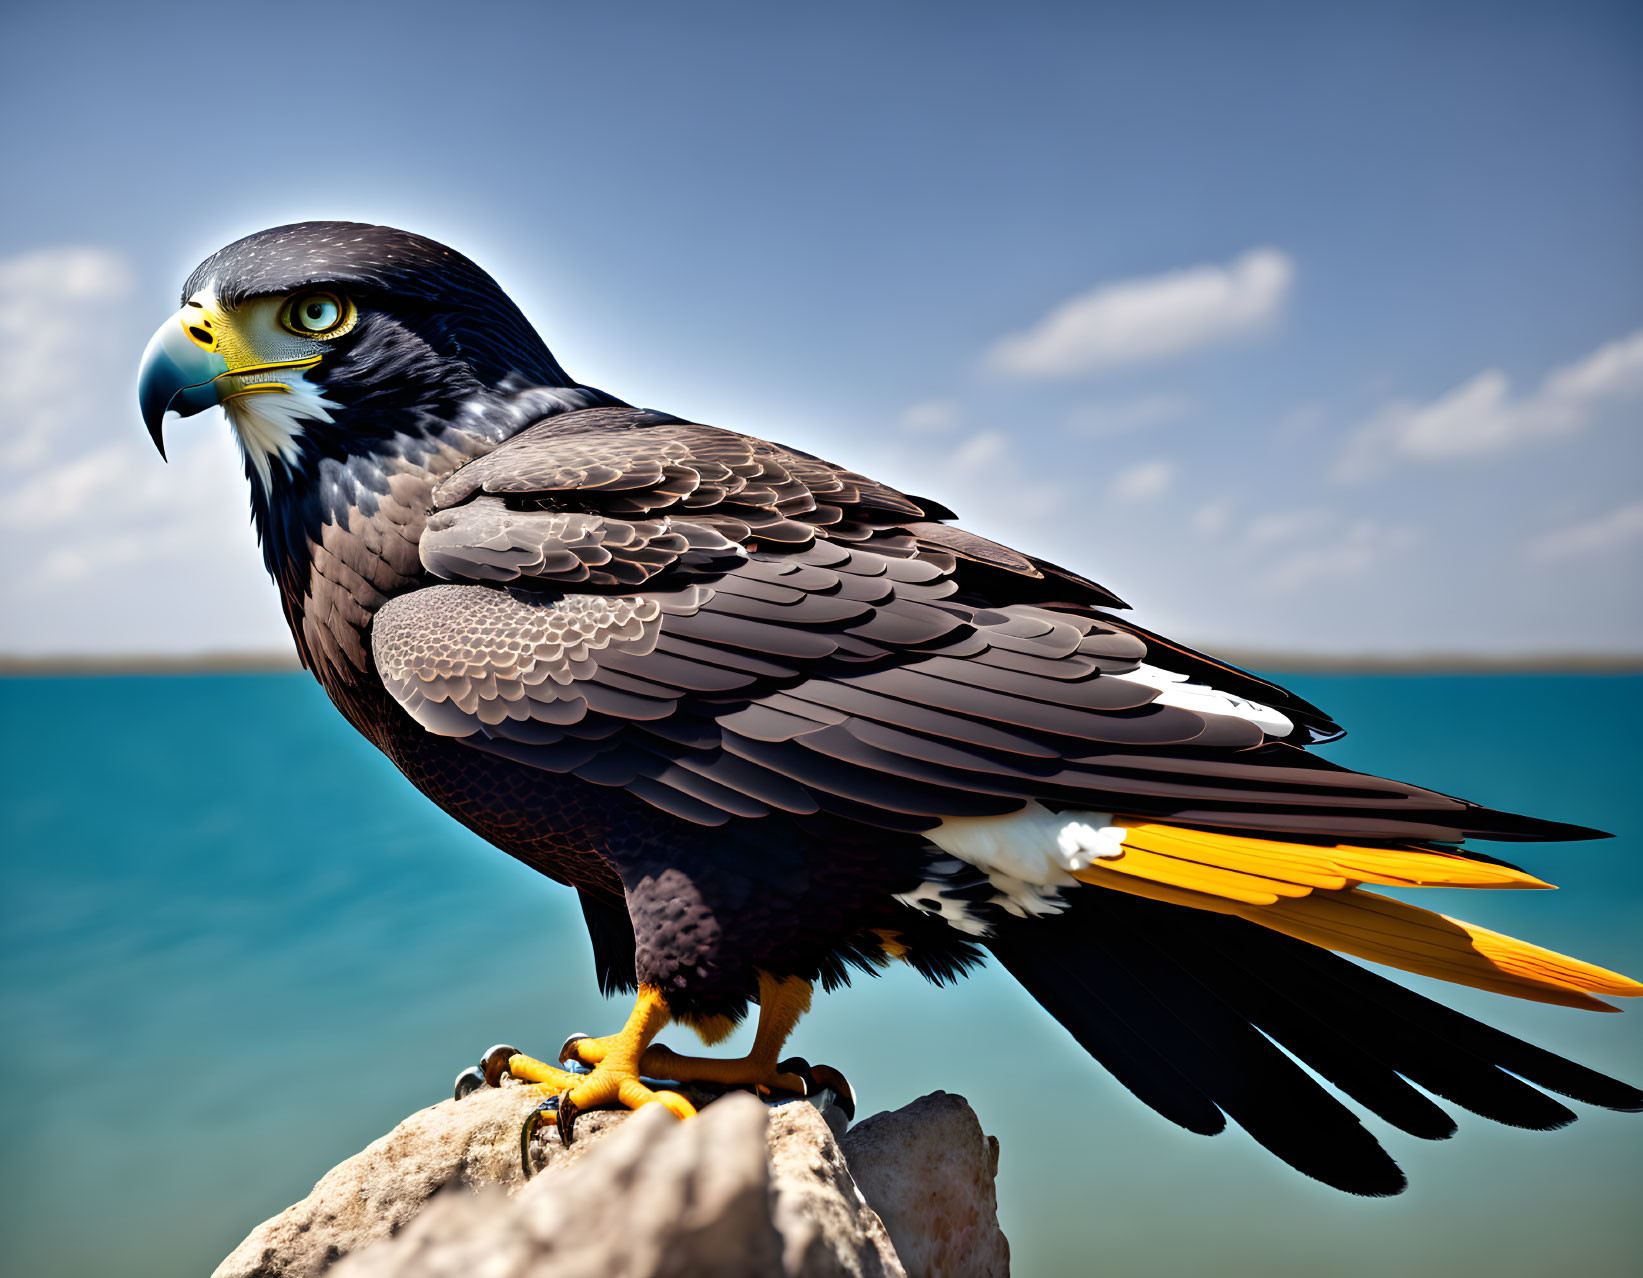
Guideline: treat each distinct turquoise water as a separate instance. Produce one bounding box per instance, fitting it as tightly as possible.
[1,673,1639,1277]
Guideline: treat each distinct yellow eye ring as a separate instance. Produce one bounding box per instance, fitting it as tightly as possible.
[280,291,355,338]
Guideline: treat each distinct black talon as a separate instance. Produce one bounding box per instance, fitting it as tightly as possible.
[453,1065,486,1101]
[481,1043,522,1088]
[777,1056,814,1097]
[521,1098,557,1178]
[557,1033,591,1067]
[809,1064,856,1123]
[555,1089,581,1146]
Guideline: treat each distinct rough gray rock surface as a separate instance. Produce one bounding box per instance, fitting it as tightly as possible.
[332,1094,900,1278]
[214,1085,1006,1278]
[213,1086,552,1278]
[841,1092,1010,1278]
[764,1098,902,1278]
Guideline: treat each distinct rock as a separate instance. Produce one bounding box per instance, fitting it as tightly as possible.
[213,1086,555,1278]
[841,1093,1010,1278]
[764,1099,902,1278]
[330,1093,900,1278]
[215,1085,1005,1278]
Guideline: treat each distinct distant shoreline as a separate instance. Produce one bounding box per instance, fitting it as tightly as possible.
[3,649,1640,677]
[0,651,304,676]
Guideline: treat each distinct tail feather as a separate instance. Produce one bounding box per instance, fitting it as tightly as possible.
[1234,890,1640,1010]
[986,889,1643,1195]
[1023,958,1229,1137]
[1190,919,1582,1131]
[1260,926,1643,1115]
[1064,820,1643,1010]
[999,905,1406,1194]
[1184,947,1460,1140]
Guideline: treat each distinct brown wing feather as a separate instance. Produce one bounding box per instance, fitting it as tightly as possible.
[371,407,1595,847]
[374,555,1548,848]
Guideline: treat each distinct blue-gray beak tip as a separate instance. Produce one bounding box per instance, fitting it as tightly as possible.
[138,313,229,460]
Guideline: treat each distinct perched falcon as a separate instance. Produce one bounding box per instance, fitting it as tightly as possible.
[138,223,1640,1194]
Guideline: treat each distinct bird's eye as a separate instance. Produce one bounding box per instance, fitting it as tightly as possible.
[281,291,348,336]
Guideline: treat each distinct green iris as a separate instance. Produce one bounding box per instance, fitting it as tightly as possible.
[287,292,344,335]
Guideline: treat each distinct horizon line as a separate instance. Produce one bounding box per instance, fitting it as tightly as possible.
[3,648,1641,678]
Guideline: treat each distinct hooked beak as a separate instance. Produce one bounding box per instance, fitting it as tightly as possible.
[137,308,229,460]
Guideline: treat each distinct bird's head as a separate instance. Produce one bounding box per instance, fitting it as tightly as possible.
[137,221,579,492]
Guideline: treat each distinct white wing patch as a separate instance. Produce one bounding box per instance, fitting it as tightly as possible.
[895,803,1133,937]
[900,671,1293,938]
[1116,663,1295,737]
[929,801,1128,886]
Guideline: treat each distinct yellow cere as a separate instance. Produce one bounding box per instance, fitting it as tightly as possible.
[181,288,357,403]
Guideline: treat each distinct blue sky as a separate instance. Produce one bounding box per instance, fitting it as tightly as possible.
[1,1,1638,655]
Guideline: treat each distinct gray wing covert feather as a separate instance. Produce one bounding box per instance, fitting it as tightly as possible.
[420,495,746,588]
[372,535,1475,838]
[373,585,681,739]
[372,411,1482,838]
[431,415,931,546]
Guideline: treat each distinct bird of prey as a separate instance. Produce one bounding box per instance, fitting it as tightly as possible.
[138,222,1640,1194]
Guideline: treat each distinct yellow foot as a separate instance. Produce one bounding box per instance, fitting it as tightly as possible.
[562,972,814,1097]
[548,1061,697,1133]
[511,1068,695,1177]
[465,972,823,1174]
[501,985,697,1157]
[560,1035,806,1095]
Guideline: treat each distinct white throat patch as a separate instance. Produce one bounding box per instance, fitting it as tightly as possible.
[224,371,341,492]
[184,279,344,493]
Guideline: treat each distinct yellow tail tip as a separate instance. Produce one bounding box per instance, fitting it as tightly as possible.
[1066,820,1641,1011]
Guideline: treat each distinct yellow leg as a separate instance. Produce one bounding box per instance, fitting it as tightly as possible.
[565,972,813,1094]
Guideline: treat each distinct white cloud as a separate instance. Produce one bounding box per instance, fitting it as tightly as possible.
[2,445,132,527]
[1068,393,1191,437]
[1244,507,1331,547]
[1192,496,1236,537]
[899,398,960,433]
[0,245,134,303]
[949,430,1010,475]
[0,247,135,469]
[1335,328,1643,482]
[985,247,1294,378]
[2,424,288,654]
[943,431,1066,515]
[1186,501,1412,595]
[1254,519,1418,596]
[1108,457,1175,503]
[1526,500,1643,564]
[1272,402,1326,440]
[43,534,147,584]
[1543,332,1643,401]
[0,243,291,656]
[844,427,1067,562]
